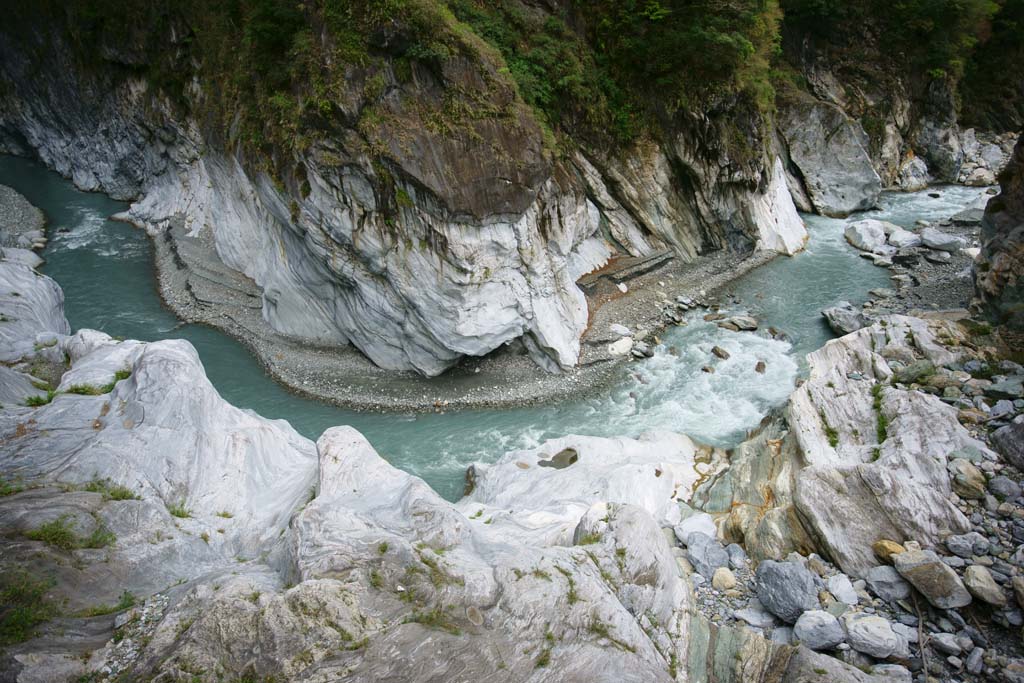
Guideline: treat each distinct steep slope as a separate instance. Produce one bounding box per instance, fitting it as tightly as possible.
[977,133,1024,329]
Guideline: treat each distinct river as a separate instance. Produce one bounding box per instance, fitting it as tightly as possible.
[0,155,987,500]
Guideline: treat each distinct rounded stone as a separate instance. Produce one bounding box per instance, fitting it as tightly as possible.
[712,567,737,590]
[842,613,900,659]
[794,610,845,650]
[872,539,905,564]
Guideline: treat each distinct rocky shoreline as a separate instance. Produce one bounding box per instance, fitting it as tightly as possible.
[0,184,45,253]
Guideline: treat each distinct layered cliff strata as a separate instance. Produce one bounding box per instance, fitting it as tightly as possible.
[0,16,805,379]
[976,133,1024,329]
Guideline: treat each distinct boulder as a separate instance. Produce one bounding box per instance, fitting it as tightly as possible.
[888,228,923,249]
[842,613,901,659]
[945,531,989,558]
[918,120,964,182]
[992,416,1024,470]
[717,315,758,332]
[872,540,905,564]
[828,574,859,605]
[822,302,868,335]
[712,567,737,590]
[948,458,986,499]
[780,101,882,216]
[845,220,889,252]
[735,600,779,629]
[865,566,911,602]
[755,560,820,623]
[794,610,845,650]
[896,156,930,191]
[963,565,1006,606]
[674,512,716,544]
[687,532,730,578]
[608,337,634,356]
[893,549,972,609]
[921,227,966,252]
[989,475,1021,501]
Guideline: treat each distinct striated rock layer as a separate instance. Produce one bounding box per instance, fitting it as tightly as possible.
[0,20,805,378]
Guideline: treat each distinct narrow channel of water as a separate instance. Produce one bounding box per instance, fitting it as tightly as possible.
[0,156,987,500]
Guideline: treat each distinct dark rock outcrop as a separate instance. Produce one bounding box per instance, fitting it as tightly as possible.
[976,133,1024,329]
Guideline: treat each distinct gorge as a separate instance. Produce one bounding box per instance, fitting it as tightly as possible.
[1,2,1024,683]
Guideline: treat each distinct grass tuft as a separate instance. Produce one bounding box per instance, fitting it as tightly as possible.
[25,390,56,407]
[0,569,56,645]
[167,501,191,519]
[78,591,135,617]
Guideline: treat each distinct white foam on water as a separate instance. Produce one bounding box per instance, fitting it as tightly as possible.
[54,208,107,250]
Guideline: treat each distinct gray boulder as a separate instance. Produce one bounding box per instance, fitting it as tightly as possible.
[945,531,989,558]
[686,532,730,578]
[828,574,859,605]
[842,612,902,659]
[888,228,923,249]
[755,560,820,623]
[918,120,964,182]
[674,511,716,544]
[896,156,930,191]
[845,220,889,252]
[893,549,972,609]
[794,610,845,650]
[990,475,1022,501]
[781,101,882,216]
[823,302,868,335]
[992,416,1024,470]
[921,227,966,252]
[865,565,912,602]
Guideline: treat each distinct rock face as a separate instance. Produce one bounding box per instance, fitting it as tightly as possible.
[696,315,984,578]
[780,99,882,216]
[787,317,981,577]
[976,133,1024,329]
[0,19,806,379]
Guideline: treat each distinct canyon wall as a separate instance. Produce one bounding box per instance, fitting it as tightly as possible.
[0,8,805,377]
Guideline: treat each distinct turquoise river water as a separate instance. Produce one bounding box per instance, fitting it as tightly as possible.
[0,155,987,500]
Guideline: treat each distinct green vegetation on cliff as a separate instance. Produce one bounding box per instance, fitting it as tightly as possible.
[21,0,1024,174]
[51,0,786,152]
